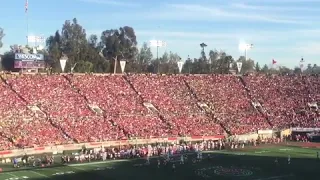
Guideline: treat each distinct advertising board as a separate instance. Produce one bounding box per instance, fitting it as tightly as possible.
[14,60,45,69]
[15,53,44,61]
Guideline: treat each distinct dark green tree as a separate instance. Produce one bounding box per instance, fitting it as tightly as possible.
[208,50,221,73]
[100,26,138,73]
[1,45,23,71]
[255,62,261,72]
[293,67,302,74]
[137,42,153,73]
[1,52,15,71]
[86,34,109,73]
[279,66,292,75]
[261,64,269,73]
[46,30,62,72]
[0,28,4,49]
[60,18,88,73]
[214,52,232,74]
[182,56,193,74]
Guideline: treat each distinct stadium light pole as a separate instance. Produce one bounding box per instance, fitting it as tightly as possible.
[244,44,253,60]
[187,55,191,74]
[149,40,166,74]
[157,45,159,73]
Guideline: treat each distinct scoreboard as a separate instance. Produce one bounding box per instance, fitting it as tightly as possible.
[14,61,45,68]
[14,53,45,69]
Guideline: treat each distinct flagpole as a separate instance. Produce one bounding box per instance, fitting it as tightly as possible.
[25,0,29,46]
[26,11,29,46]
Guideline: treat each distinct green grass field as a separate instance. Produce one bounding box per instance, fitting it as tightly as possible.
[0,144,319,180]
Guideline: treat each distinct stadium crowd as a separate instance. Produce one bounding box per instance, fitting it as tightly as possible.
[243,75,320,129]
[0,73,318,150]
[185,75,271,135]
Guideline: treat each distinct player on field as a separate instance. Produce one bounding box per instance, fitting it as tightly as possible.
[163,158,168,166]
[197,151,200,160]
[166,152,170,161]
[192,158,197,164]
[13,157,18,168]
[184,154,188,162]
[146,155,150,165]
[180,154,184,164]
[287,155,291,165]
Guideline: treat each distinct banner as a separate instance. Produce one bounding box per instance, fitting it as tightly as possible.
[32,48,37,54]
[177,61,183,73]
[15,53,44,61]
[60,59,67,72]
[120,60,126,73]
[308,102,317,107]
[258,130,273,134]
[237,62,242,73]
[281,129,292,137]
[14,60,45,69]
[291,128,320,132]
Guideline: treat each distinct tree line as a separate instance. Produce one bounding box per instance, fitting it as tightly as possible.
[0,18,319,74]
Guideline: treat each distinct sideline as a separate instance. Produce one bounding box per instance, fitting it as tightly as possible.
[68,151,199,167]
[252,174,293,180]
[67,159,130,167]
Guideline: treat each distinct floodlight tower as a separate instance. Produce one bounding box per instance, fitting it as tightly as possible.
[27,35,45,53]
[149,40,166,73]
[244,43,253,60]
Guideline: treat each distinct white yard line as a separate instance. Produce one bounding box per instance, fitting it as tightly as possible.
[30,170,50,178]
[87,164,102,167]
[70,166,86,171]
[7,172,19,177]
[50,167,64,172]
[69,162,111,179]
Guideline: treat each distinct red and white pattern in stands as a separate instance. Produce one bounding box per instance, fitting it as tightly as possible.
[244,75,320,129]
[0,73,318,151]
[186,75,271,135]
[128,75,224,136]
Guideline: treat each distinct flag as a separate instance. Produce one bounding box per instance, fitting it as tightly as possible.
[25,0,28,13]
[272,59,277,64]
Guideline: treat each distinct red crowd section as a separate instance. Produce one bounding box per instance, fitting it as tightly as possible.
[0,73,318,150]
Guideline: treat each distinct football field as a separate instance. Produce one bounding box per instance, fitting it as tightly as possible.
[0,144,319,180]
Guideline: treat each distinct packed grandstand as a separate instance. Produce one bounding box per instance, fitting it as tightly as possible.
[0,73,319,151]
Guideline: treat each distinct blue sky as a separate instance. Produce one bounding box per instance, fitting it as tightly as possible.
[0,0,320,67]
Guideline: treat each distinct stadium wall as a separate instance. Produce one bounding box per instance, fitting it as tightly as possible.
[0,135,224,159]
[230,129,274,141]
